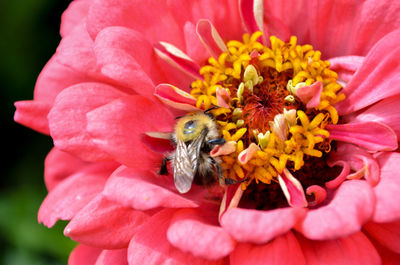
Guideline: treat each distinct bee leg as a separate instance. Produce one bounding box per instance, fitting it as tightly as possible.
[207,138,226,146]
[210,157,224,181]
[159,156,171,175]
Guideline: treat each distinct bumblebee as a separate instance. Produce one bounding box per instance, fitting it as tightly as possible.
[159,109,226,193]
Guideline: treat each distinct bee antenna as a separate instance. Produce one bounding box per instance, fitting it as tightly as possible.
[174,115,185,120]
[203,106,218,114]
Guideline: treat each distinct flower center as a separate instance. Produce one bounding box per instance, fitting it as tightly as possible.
[190,32,345,207]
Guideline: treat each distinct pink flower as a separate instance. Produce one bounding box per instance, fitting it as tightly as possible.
[14,0,400,264]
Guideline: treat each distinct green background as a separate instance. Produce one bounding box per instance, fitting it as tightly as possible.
[1,0,77,264]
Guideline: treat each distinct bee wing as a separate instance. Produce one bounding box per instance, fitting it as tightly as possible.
[173,129,207,193]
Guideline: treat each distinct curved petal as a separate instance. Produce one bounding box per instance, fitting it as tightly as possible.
[348,94,400,141]
[327,122,398,152]
[60,0,91,37]
[325,160,350,189]
[306,185,327,206]
[167,209,235,260]
[128,209,224,265]
[328,55,364,83]
[183,21,209,64]
[102,166,199,211]
[372,152,400,223]
[278,168,308,207]
[196,19,228,58]
[364,221,400,254]
[230,232,306,265]
[295,180,375,240]
[335,30,400,115]
[94,26,166,91]
[328,143,380,187]
[14,100,51,135]
[95,249,127,265]
[86,95,174,168]
[239,0,265,42]
[296,81,322,109]
[154,84,198,112]
[69,244,102,265]
[154,41,202,80]
[44,148,90,191]
[297,232,381,265]
[221,207,306,244]
[65,195,149,249]
[48,83,127,161]
[38,162,118,227]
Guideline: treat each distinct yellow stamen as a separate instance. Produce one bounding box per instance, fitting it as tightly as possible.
[188,31,344,190]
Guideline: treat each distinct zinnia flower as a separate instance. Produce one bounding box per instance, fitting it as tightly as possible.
[14,0,400,264]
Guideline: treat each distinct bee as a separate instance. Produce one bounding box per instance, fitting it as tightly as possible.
[159,108,227,193]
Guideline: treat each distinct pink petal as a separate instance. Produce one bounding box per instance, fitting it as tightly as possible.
[216,87,231,108]
[364,221,400,254]
[165,0,243,43]
[69,244,102,265]
[38,162,118,227]
[167,209,235,260]
[154,41,202,80]
[33,55,95,104]
[306,185,327,206]
[220,207,306,244]
[239,0,265,42]
[335,30,400,115]
[48,83,127,161]
[230,232,306,265]
[95,249,127,265]
[196,19,228,58]
[278,168,308,208]
[297,232,381,265]
[296,180,375,240]
[140,132,174,154]
[372,152,400,223]
[93,26,165,94]
[349,94,400,141]
[86,95,174,168]
[327,122,398,152]
[44,148,90,191]
[154,84,199,112]
[210,141,237,157]
[56,22,102,79]
[102,166,199,211]
[183,21,209,64]
[369,233,400,265]
[86,0,184,48]
[128,209,223,265]
[263,14,291,42]
[263,0,310,44]
[14,100,51,135]
[325,160,350,189]
[65,195,149,249]
[238,143,260,165]
[328,143,380,187]
[296,81,323,109]
[306,1,400,58]
[219,184,244,219]
[328,55,364,83]
[60,0,91,37]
